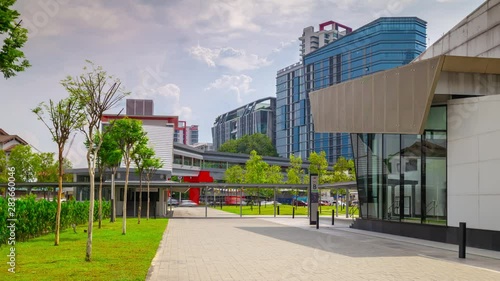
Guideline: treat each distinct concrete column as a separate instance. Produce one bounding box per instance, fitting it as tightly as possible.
[159,186,165,217]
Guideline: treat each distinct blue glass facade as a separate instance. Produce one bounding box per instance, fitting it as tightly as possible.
[277,17,427,163]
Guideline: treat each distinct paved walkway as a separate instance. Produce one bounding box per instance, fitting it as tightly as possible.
[147,207,500,281]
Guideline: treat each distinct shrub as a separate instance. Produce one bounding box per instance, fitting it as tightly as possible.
[0,195,111,244]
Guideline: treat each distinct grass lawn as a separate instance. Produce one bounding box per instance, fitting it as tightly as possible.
[213,204,359,217]
[0,218,167,281]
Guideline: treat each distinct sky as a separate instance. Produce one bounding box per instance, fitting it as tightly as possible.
[0,0,486,168]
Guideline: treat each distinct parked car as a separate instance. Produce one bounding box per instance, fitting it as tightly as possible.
[179,200,198,207]
[320,200,330,206]
[293,200,308,206]
[167,198,179,206]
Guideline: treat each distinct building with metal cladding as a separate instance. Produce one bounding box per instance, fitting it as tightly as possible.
[212,97,276,150]
[277,17,427,162]
[309,0,500,251]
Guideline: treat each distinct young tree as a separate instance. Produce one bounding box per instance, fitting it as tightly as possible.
[99,132,122,223]
[263,165,283,203]
[287,154,305,205]
[0,0,30,78]
[308,151,328,183]
[108,117,146,234]
[144,156,162,220]
[63,61,128,261]
[308,151,329,211]
[32,97,84,245]
[132,140,153,224]
[245,150,269,212]
[224,165,245,184]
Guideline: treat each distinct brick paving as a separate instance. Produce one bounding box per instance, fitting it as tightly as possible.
[147,206,500,281]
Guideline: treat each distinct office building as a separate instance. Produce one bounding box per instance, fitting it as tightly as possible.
[212,97,276,150]
[309,0,500,251]
[277,17,427,162]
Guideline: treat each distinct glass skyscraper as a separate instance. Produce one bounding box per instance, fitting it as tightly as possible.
[212,97,276,150]
[277,17,427,162]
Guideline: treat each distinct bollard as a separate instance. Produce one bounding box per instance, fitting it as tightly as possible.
[220,200,223,210]
[459,222,466,259]
[316,211,319,229]
[292,207,295,219]
[277,206,280,215]
[332,209,335,225]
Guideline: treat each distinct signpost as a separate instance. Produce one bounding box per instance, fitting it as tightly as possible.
[309,174,319,225]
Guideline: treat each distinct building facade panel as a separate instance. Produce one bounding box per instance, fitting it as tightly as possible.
[447,95,500,231]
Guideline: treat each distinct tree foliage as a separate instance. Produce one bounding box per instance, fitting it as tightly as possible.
[286,154,305,184]
[308,151,328,184]
[132,139,153,224]
[8,145,39,182]
[32,96,85,245]
[0,150,8,184]
[219,133,278,156]
[108,117,147,235]
[223,165,245,184]
[143,155,162,220]
[98,131,122,223]
[0,0,30,78]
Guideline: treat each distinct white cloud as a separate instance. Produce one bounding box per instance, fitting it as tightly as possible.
[205,75,254,103]
[187,45,218,67]
[272,39,297,53]
[157,84,181,100]
[188,45,271,71]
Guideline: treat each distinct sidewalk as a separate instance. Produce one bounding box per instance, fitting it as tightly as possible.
[147,207,500,281]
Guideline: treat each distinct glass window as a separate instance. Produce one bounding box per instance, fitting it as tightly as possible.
[425,106,446,130]
[401,134,422,223]
[383,134,401,221]
[424,131,447,225]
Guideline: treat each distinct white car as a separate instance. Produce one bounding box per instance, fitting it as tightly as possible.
[179,200,198,207]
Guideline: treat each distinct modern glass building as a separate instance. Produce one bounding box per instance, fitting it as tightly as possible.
[309,0,500,251]
[277,17,427,162]
[352,106,447,224]
[212,97,276,150]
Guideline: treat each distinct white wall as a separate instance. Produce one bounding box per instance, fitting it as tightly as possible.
[416,0,500,61]
[447,95,500,231]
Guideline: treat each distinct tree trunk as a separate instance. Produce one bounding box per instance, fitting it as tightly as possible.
[111,169,116,222]
[122,160,130,235]
[138,173,142,224]
[98,171,103,229]
[85,164,95,262]
[54,148,64,246]
[146,175,150,220]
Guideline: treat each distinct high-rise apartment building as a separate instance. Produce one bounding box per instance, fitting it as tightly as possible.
[212,97,276,150]
[277,17,427,162]
[299,21,352,57]
[174,122,199,146]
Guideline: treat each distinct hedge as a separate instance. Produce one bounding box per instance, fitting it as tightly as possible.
[0,195,110,244]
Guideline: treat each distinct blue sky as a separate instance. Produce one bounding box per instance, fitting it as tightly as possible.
[0,0,485,167]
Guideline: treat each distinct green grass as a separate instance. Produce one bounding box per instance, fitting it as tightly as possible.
[0,218,168,281]
[213,204,359,217]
